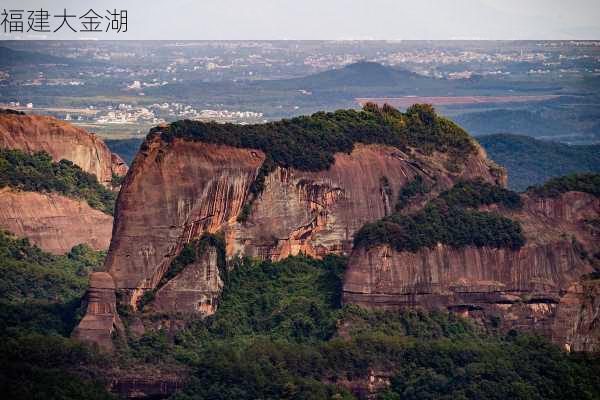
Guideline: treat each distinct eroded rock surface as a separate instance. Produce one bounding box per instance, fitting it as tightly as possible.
[152,245,223,315]
[343,191,600,348]
[105,134,501,309]
[73,272,124,352]
[0,112,127,186]
[553,280,600,353]
[0,188,113,254]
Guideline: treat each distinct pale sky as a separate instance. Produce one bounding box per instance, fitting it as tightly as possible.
[1,0,599,40]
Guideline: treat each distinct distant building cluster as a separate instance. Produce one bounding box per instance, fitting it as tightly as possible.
[149,102,264,124]
[96,104,163,124]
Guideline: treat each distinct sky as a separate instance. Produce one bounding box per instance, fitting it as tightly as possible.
[1,0,599,40]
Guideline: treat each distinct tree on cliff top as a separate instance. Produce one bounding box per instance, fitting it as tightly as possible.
[0,149,116,215]
[156,103,476,172]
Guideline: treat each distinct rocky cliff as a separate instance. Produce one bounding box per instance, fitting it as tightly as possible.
[0,111,123,253]
[105,131,500,308]
[0,111,128,186]
[78,106,598,356]
[0,187,113,254]
[343,190,600,351]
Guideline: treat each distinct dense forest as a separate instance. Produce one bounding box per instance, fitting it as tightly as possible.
[0,149,116,215]
[528,173,600,198]
[355,179,525,251]
[159,103,476,172]
[1,232,599,399]
[478,134,600,191]
[0,230,113,399]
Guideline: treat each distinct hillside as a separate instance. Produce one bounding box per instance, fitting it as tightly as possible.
[1,105,598,399]
[0,110,128,187]
[105,138,143,165]
[0,229,114,399]
[263,61,433,90]
[478,134,600,191]
[0,46,75,67]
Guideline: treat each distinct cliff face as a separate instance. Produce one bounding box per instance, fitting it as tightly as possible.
[0,188,113,254]
[343,191,600,350]
[152,246,223,315]
[105,134,501,307]
[553,280,600,353]
[0,112,127,186]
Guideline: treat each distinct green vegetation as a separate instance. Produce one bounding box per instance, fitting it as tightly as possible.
[104,137,143,165]
[478,134,600,191]
[3,230,598,399]
[159,104,476,222]
[0,230,112,399]
[122,254,599,400]
[158,104,476,173]
[0,108,26,115]
[0,334,114,400]
[355,180,525,252]
[0,149,116,215]
[168,233,226,285]
[395,175,429,211]
[0,230,105,303]
[439,179,522,209]
[529,173,600,198]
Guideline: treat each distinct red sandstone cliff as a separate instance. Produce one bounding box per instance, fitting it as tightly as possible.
[0,112,128,186]
[0,112,121,253]
[0,188,113,254]
[342,191,600,351]
[104,133,501,309]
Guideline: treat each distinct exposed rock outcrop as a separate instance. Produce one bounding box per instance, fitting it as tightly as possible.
[73,272,124,352]
[105,133,501,308]
[0,112,128,186]
[152,245,223,315]
[343,191,600,348]
[0,188,113,254]
[553,280,600,353]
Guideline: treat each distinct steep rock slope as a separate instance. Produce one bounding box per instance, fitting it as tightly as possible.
[0,111,120,253]
[0,188,112,254]
[104,106,502,308]
[0,110,127,186]
[343,187,600,351]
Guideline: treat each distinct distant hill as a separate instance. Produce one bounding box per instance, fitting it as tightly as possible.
[454,109,569,137]
[105,138,143,165]
[0,46,75,67]
[268,61,432,90]
[477,133,600,191]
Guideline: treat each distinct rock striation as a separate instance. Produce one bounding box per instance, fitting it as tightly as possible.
[104,132,501,308]
[0,187,113,254]
[73,272,124,352]
[0,111,127,186]
[342,190,600,350]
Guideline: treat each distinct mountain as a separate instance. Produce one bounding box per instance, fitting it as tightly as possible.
[0,110,128,187]
[265,61,432,90]
[0,46,75,67]
[478,134,600,191]
[1,104,598,399]
[75,104,599,359]
[0,111,124,253]
[345,175,600,352]
[104,138,144,165]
